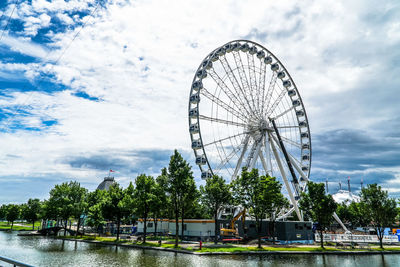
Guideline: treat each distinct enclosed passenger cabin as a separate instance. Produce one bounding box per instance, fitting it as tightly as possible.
[277,71,286,79]
[292,100,301,107]
[264,56,272,64]
[224,44,232,53]
[189,107,198,118]
[249,46,257,55]
[211,53,219,62]
[296,110,304,116]
[240,43,250,52]
[256,50,265,59]
[192,139,202,149]
[189,123,199,134]
[196,69,207,79]
[302,155,310,161]
[192,80,203,91]
[202,60,212,70]
[301,132,309,138]
[288,89,296,97]
[201,171,212,179]
[195,155,207,165]
[217,47,226,56]
[302,143,310,150]
[299,121,307,127]
[301,166,309,172]
[232,42,241,51]
[283,80,292,88]
[271,63,279,71]
[190,93,200,104]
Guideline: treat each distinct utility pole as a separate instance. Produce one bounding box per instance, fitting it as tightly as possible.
[347,176,351,193]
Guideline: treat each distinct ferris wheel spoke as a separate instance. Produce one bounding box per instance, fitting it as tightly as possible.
[232,134,250,180]
[276,125,300,129]
[246,53,260,115]
[265,84,287,117]
[208,68,251,119]
[271,106,295,120]
[258,59,267,114]
[214,136,248,173]
[201,87,247,122]
[271,132,302,148]
[262,71,278,115]
[269,133,304,170]
[203,130,250,147]
[219,55,255,117]
[232,51,258,116]
[198,115,247,127]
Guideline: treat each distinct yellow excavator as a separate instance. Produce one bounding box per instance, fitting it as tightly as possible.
[220,209,246,238]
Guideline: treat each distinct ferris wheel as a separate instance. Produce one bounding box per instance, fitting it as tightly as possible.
[188,40,312,220]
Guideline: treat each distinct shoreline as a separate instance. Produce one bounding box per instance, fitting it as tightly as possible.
[57,237,400,256]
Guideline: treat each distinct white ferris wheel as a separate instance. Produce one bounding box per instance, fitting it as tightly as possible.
[188,40,312,220]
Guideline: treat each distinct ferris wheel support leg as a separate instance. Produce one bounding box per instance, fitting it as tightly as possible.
[269,134,349,232]
[249,139,263,169]
[258,142,270,176]
[269,132,303,221]
[232,135,250,180]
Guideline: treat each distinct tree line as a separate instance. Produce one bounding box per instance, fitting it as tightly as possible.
[0,149,398,249]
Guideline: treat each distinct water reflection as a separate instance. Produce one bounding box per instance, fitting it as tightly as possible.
[1,232,400,267]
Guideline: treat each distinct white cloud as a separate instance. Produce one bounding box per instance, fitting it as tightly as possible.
[1,0,400,201]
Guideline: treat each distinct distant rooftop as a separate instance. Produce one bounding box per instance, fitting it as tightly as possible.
[97,176,115,191]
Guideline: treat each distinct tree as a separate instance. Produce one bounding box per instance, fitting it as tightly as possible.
[200,175,232,244]
[360,184,397,249]
[6,204,20,230]
[180,175,198,239]
[348,201,368,227]
[47,181,87,236]
[133,174,156,243]
[299,181,337,249]
[232,168,286,248]
[152,170,169,236]
[21,198,42,230]
[166,149,194,247]
[0,205,7,220]
[102,183,129,241]
[86,189,107,236]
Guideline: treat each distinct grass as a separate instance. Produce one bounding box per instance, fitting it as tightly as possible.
[0,221,41,231]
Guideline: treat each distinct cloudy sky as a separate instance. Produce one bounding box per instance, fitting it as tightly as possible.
[0,0,399,204]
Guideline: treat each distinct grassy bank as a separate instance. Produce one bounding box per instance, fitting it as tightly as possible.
[0,221,41,231]
[56,235,400,254]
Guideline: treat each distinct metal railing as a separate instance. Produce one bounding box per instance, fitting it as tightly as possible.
[0,256,35,267]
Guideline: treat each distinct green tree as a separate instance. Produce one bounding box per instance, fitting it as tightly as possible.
[180,175,198,239]
[0,205,8,220]
[232,168,286,248]
[21,198,42,230]
[152,170,169,236]
[347,201,368,227]
[133,174,156,243]
[200,175,232,244]
[6,204,20,230]
[102,183,129,241]
[47,181,87,236]
[86,189,107,236]
[299,181,337,249]
[166,149,194,247]
[360,184,397,249]
[336,202,352,226]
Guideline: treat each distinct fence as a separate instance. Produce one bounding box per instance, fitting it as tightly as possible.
[0,256,35,267]
[314,233,399,243]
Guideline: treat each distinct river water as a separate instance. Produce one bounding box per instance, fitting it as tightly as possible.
[1,231,400,267]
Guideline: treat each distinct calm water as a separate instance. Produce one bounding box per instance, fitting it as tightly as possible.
[1,231,400,267]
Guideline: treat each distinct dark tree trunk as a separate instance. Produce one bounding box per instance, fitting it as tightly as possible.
[272,219,276,244]
[256,217,262,249]
[319,229,324,249]
[154,214,158,237]
[11,221,14,230]
[32,220,35,230]
[75,217,81,237]
[174,198,179,248]
[116,217,121,241]
[377,227,384,249]
[64,219,68,236]
[181,206,185,240]
[143,216,147,243]
[214,209,218,244]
